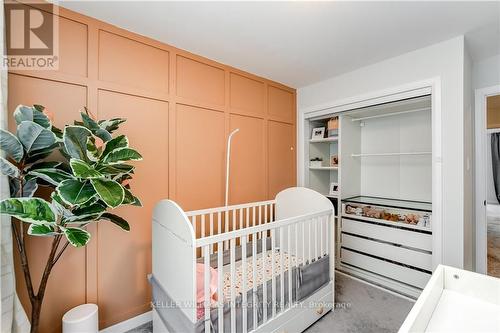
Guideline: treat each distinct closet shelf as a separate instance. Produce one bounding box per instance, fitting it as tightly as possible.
[351,152,431,157]
[309,137,338,143]
[350,107,431,122]
[309,166,338,170]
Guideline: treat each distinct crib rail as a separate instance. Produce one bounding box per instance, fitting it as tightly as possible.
[195,208,333,333]
[186,200,276,254]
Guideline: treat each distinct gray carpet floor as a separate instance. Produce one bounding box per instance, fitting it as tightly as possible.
[127,273,414,333]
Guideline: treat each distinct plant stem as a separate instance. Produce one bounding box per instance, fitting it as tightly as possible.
[12,221,35,300]
[29,235,62,333]
[52,240,69,266]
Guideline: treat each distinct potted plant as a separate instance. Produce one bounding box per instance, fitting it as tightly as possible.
[0,105,142,333]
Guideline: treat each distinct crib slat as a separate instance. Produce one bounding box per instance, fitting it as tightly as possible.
[265,204,268,224]
[302,221,306,265]
[242,235,248,333]
[239,208,243,230]
[230,238,236,333]
[314,217,318,261]
[326,215,330,256]
[225,210,229,250]
[246,207,250,228]
[252,206,256,227]
[252,233,258,329]
[217,241,224,332]
[204,245,211,333]
[232,209,237,232]
[201,214,206,238]
[308,218,312,263]
[210,213,214,254]
[271,228,276,317]
[320,215,324,257]
[217,212,222,250]
[279,227,284,312]
[294,223,300,274]
[287,225,292,307]
[261,230,267,323]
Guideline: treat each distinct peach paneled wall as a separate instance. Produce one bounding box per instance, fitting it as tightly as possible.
[6,2,296,331]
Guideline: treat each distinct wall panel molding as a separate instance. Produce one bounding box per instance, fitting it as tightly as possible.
[6,2,296,331]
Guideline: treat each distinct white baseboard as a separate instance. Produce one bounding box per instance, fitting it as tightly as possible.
[99,311,152,333]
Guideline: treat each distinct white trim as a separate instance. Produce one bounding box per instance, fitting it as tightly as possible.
[298,77,443,271]
[350,107,431,122]
[99,311,152,333]
[351,152,432,157]
[474,84,500,274]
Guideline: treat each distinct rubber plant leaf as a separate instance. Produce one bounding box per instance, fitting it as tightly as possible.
[0,157,19,177]
[96,164,134,176]
[62,227,91,247]
[70,159,102,179]
[13,105,51,129]
[28,223,59,236]
[102,148,142,165]
[101,135,128,159]
[29,168,74,186]
[100,212,130,231]
[0,198,55,224]
[57,179,96,206]
[0,129,24,162]
[90,178,124,208]
[17,121,57,153]
[81,112,112,142]
[63,126,92,161]
[9,178,38,198]
[98,118,126,133]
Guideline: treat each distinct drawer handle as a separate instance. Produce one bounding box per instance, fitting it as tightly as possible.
[316,306,324,315]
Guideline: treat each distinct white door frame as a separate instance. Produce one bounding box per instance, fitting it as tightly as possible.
[297,77,443,269]
[475,84,500,274]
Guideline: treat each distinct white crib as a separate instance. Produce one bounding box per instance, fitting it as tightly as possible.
[150,187,335,333]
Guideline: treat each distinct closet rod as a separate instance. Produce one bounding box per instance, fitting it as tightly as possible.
[351,107,430,122]
[351,152,432,157]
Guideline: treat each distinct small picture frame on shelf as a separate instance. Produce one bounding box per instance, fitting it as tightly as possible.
[311,127,326,140]
[329,182,339,195]
[330,154,339,166]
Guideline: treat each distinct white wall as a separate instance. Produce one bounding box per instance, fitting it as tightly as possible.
[298,36,471,269]
[473,54,500,90]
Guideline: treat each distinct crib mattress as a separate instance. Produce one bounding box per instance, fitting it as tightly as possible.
[220,250,303,303]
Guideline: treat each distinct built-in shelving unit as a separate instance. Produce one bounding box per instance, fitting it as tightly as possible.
[303,94,434,298]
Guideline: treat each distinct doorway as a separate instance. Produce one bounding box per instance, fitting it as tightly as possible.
[475,85,500,277]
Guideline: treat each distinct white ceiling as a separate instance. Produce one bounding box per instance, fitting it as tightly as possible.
[60,1,500,88]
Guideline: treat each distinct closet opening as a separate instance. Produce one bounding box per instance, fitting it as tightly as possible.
[475,86,500,278]
[304,93,434,298]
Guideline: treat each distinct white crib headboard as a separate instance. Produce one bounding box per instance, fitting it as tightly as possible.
[275,187,334,219]
[152,199,197,322]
